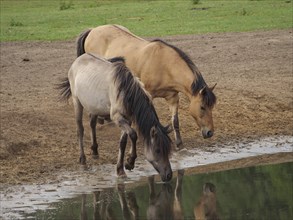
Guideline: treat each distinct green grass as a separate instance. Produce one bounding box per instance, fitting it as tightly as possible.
[0,0,292,41]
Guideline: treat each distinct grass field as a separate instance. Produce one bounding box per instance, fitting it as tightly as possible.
[0,0,292,41]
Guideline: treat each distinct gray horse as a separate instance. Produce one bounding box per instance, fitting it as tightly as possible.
[58,53,173,182]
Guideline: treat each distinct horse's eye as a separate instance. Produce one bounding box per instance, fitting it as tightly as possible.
[156,149,161,154]
[201,106,206,111]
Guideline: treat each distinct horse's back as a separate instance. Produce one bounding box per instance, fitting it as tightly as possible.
[69,53,112,84]
[84,25,195,98]
[69,54,113,115]
[86,24,146,47]
[85,25,148,68]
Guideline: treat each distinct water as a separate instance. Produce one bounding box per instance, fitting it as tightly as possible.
[23,162,292,220]
[1,137,292,219]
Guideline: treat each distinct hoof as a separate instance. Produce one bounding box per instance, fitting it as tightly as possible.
[175,140,184,151]
[125,163,134,171]
[92,154,99,159]
[117,169,127,178]
[118,173,127,179]
[91,144,98,155]
[125,157,135,170]
[79,156,86,165]
[80,164,88,171]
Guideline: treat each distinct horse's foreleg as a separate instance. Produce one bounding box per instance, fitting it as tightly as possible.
[117,131,128,177]
[89,114,99,159]
[73,99,86,164]
[124,123,137,171]
[116,117,137,175]
[166,94,183,150]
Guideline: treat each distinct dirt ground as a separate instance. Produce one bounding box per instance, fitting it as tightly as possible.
[1,29,292,185]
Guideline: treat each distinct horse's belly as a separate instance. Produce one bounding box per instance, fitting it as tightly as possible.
[83,96,110,116]
[76,86,111,116]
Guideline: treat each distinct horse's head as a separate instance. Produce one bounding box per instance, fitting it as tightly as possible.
[145,125,173,182]
[194,182,218,220]
[189,84,217,139]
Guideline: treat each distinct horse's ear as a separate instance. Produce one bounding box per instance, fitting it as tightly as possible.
[199,86,207,95]
[150,126,157,138]
[210,83,217,91]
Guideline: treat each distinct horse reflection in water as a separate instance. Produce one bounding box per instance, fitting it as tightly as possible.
[79,171,184,220]
[194,183,220,220]
[79,173,219,220]
[80,186,139,220]
[117,184,139,220]
[147,172,219,220]
[147,170,185,220]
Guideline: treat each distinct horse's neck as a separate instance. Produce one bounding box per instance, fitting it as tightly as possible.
[169,64,196,99]
[161,45,199,98]
[143,45,196,99]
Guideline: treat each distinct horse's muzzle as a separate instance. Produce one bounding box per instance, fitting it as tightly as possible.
[161,170,173,182]
[202,130,213,139]
[151,161,173,182]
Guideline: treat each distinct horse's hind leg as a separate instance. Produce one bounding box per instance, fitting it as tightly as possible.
[73,98,86,164]
[89,114,99,159]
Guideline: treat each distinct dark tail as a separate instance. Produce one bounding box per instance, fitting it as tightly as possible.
[56,77,71,101]
[77,29,91,57]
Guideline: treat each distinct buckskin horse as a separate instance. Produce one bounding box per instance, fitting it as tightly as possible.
[58,54,172,182]
[76,24,217,149]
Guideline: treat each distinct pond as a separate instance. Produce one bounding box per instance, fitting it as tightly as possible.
[22,161,293,220]
[1,136,292,219]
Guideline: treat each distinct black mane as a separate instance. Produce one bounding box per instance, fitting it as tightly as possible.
[152,39,216,107]
[112,62,171,156]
